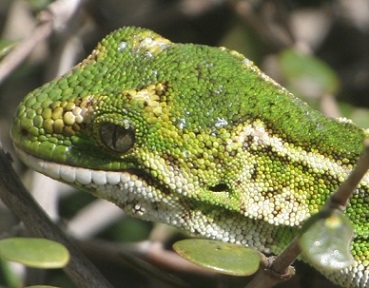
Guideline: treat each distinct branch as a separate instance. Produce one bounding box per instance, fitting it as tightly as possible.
[326,138,369,210]
[0,0,82,85]
[0,145,113,288]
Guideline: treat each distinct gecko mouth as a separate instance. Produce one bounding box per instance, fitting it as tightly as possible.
[13,145,228,198]
[13,146,173,196]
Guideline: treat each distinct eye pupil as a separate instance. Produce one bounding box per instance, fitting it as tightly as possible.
[100,122,135,153]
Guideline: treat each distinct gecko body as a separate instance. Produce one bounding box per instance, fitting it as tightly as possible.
[11,27,369,287]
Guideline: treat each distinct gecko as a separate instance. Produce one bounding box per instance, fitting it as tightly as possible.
[10,26,369,287]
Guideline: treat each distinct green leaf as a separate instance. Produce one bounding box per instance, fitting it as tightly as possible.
[0,258,22,288]
[278,49,339,97]
[299,209,354,270]
[0,40,17,60]
[349,107,369,129]
[25,286,61,288]
[0,238,69,269]
[173,239,260,276]
[27,0,54,11]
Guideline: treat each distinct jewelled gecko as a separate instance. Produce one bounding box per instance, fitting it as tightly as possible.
[10,27,369,287]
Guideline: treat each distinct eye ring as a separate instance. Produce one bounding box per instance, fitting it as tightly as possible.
[99,122,135,153]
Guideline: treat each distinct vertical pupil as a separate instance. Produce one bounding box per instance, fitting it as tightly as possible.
[100,122,135,153]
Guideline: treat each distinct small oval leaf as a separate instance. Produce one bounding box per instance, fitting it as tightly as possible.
[0,238,70,269]
[299,209,354,270]
[173,239,260,276]
[279,49,339,96]
[25,286,61,288]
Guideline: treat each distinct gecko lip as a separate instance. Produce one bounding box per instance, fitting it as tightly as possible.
[13,146,173,195]
[14,146,227,196]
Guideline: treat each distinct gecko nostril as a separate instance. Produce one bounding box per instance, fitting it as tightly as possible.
[20,128,29,136]
[209,183,229,192]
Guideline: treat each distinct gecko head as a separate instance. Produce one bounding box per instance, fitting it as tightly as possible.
[11,27,265,225]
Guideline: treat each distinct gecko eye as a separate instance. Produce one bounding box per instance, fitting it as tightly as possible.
[99,122,135,153]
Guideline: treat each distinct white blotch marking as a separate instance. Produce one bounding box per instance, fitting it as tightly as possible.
[215,117,228,128]
[118,41,128,52]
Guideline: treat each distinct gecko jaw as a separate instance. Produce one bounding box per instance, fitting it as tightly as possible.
[13,146,174,197]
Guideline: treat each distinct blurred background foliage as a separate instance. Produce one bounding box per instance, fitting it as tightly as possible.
[0,0,369,287]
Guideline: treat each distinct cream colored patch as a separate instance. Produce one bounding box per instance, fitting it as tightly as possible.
[233,120,369,226]
[130,83,169,117]
[133,35,171,57]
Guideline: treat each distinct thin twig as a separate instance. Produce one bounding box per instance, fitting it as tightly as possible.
[228,0,294,49]
[0,21,53,85]
[326,138,369,210]
[0,0,82,85]
[244,251,296,288]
